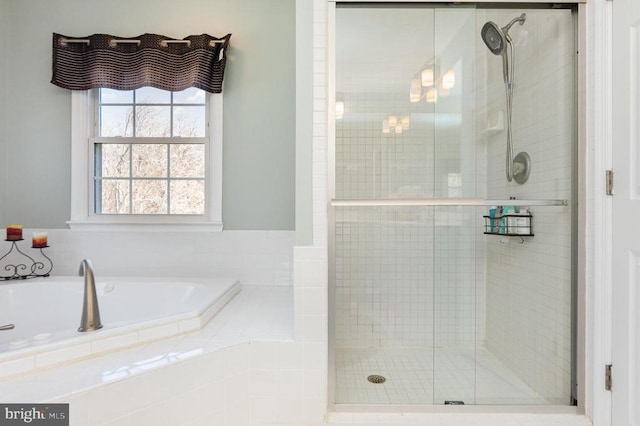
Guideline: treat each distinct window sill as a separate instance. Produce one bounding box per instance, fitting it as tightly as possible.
[66,220,224,232]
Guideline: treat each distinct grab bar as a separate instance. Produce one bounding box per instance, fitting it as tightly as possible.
[330,198,568,207]
[0,324,15,331]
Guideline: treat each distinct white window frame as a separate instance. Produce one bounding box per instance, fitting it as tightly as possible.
[67,90,223,231]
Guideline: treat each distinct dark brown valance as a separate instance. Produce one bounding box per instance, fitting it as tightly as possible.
[51,33,231,93]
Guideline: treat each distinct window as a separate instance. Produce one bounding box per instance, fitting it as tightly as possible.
[68,88,223,231]
[95,87,207,215]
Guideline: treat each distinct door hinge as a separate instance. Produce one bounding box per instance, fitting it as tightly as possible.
[606,170,614,195]
[605,364,613,391]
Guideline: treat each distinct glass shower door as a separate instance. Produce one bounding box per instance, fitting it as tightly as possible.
[431,8,479,405]
[333,4,479,405]
[332,3,576,407]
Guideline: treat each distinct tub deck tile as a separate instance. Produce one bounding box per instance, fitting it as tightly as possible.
[0,285,293,402]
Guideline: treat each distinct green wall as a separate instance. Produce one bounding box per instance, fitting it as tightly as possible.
[0,0,7,225]
[1,0,295,230]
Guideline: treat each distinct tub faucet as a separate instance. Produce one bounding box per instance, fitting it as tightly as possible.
[78,259,103,332]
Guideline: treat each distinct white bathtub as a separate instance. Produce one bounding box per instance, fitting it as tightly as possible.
[0,276,240,379]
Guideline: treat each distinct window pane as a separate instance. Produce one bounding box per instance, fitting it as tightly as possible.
[170,180,205,214]
[173,88,206,104]
[133,180,167,214]
[170,144,205,177]
[135,106,170,137]
[100,106,134,137]
[135,87,171,104]
[100,89,133,104]
[99,179,130,214]
[97,144,130,178]
[173,106,206,137]
[132,144,167,177]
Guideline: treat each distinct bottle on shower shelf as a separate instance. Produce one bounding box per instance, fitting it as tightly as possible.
[489,206,497,233]
[514,207,532,235]
[500,205,515,234]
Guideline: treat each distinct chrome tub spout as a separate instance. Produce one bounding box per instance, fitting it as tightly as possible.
[78,259,103,332]
[0,324,14,331]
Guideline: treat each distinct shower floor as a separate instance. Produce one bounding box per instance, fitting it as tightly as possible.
[335,346,548,405]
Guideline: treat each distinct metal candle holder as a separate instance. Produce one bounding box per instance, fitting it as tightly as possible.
[0,239,53,280]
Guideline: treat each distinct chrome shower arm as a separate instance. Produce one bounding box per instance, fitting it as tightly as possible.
[501,13,527,35]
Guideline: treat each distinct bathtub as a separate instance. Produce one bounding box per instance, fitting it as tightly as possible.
[0,276,240,379]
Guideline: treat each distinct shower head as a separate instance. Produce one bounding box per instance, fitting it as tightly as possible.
[481,14,526,56]
[481,21,506,56]
[481,21,509,84]
[481,13,527,84]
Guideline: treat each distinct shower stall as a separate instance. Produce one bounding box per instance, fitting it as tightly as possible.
[329,4,577,406]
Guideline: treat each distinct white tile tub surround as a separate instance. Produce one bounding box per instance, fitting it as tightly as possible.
[0,248,326,425]
[0,286,298,425]
[16,230,294,286]
[0,278,241,379]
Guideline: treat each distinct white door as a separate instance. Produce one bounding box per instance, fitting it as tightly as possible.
[612,0,640,424]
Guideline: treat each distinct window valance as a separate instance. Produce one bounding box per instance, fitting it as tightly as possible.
[51,33,231,93]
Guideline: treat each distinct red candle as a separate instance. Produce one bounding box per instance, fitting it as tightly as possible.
[32,232,48,248]
[6,224,23,241]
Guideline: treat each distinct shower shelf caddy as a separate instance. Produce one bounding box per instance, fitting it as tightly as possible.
[483,213,533,237]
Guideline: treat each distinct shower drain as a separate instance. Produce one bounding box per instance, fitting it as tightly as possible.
[367,374,386,384]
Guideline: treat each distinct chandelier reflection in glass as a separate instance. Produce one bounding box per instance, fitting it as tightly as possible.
[409,58,456,104]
